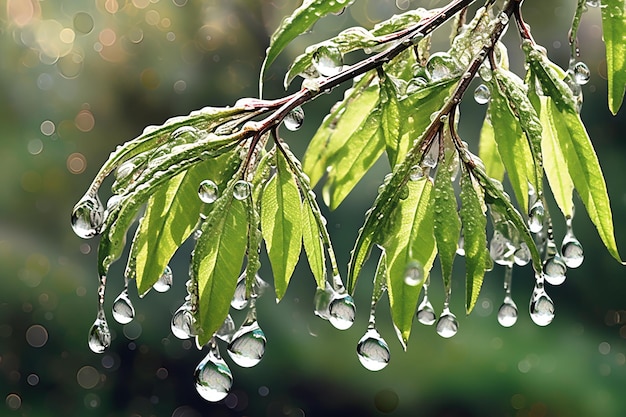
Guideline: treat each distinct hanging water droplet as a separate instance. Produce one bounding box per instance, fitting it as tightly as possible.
[422,136,439,168]
[233,180,251,201]
[356,328,390,371]
[416,296,436,326]
[171,301,196,339]
[284,106,305,131]
[529,285,555,326]
[490,230,515,266]
[473,84,491,105]
[112,290,135,324]
[88,312,111,353]
[528,200,545,233]
[195,340,233,402]
[227,318,266,368]
[562,219,584,268]
[543,254,567,285]
[403,261,424,286]
[514,242,531,266]
[312,45,343,77]
[215,314,236,343]
[572,61,590,85]
[231,273,268,310]
[409,165,424,181]
[198,180,219,204]
[153,265,173,292]
[497,297,518,327]
[426,52,459,82]
[328,293,356,330]
[456,233,465,256]
[71,194,105,239]
[314,282,336,320]
[479,64,492,82]
[436,309,458,338]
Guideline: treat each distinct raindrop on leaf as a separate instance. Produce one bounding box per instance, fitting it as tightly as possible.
[473,84,491,104]
[528,200,545,234]
[233,180,251,201]
[312,45,343,77]
[403,261,423,287]
[426,52,458,82]
[153,266,173,292]
[198,180,219,203]
[71,194,105,239]
[572,61,590,85]
[284,106,305,131]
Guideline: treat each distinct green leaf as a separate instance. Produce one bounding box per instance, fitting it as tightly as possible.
[380,72,402,167]
[537,96,574,217]
[261,149,303,300]
[192,190,248,347]
[383,177,437,348]
[259,0,355,96]
[301,199,326,289]
[459,168,488,314]
[478,115,505,182]
[430,133,461,292]
[303,78,378,188]
[600,0,626,114]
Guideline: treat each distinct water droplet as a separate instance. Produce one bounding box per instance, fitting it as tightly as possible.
[529,286,555,326]
[71,194,105,239]
[586,0,600,7]
[171,302,196,339]
[195,340,233,402]
[112,290,135,324]
[479,64,492,82]
[198,180,219,203]
[88,312,111,353]
[426,52,459,82]
[215,314,236,343]
[314,282,336,320]
[227,318,266,368]
[356,328,390,371]
[436,309,458,338]
[171,126,201,144]
[312,45,343,77]
[153,266,173,292]
[409,165,423,181]
[473,84,491,104]
[231,273,268,310]
[422,136,439,168]
[403,261,424,286]
[233,180,251,201]
[416,296,436,326]
[490,231,515,266]
[497,297,518,327]
[528,200,545,234]
[543,253,567,285]
[284,106,305,131]
[328,293,356,330]
[561,219,584,268]
[572,61,590,85]
[514,242,531,266]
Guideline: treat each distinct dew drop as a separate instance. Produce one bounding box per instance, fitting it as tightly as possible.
[112,290,135,324]
[528,200,545,233]
[171,302,196,339]
[314,282,336,320]
[227,318,266,368]
[312,45,343,77]
[473,84,491,105]
[356,328,390,371]
[328,293,356,330]
[233,180,251,201]
[284,106,305,131]
[88,311,111,353]
[195,340,233,402]
[215,314,236,343]
[153,266,173,292]
[171,126,201,144]
[422,136,439,168]
[198,180,219,203]
[436,309,458,338]
[409,165,424,181]
[416,296,436,326]
[529,276,555,326]
[426,52,459,82]
[497,297,518,327]
[572,62,590,85]
[403,261,423,286]
[71,194,105,239]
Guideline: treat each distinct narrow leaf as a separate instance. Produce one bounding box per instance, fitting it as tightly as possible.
[301,199,326,289]
[380,73,402,167]
[261,150,303,300]
[478,115,505,182]
[259,0,355,96]
[600,0,626,114]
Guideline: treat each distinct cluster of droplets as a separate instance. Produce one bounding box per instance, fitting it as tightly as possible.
[314,280,357,331]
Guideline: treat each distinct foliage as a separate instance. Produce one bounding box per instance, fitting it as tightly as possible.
[71,0,625,402]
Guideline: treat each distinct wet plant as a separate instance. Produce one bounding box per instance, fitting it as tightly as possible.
[71,0,625,402]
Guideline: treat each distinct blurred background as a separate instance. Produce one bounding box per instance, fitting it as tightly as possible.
[1,0,626,416]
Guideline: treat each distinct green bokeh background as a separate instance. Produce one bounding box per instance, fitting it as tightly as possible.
[1,1,626,416]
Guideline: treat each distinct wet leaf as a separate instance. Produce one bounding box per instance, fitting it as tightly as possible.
[600,0,626,114]
[301,198,326,289]
[380,72,401,167]
[478,115,505,182]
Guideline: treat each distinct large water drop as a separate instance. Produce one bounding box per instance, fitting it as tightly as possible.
[328,293,356,330]
[527,200,545,234]
[497,297,518,327]
[71,194,105,239]
[543,254,567,286]
[356,328,390,371]
[426,52,458,82]
[231,273,268,310]
[572,61,590,85]
[227,318,267,368]
[436,309,458,338]
[416,296,437,326]
[514,242,531,266]
[313,282,336,320]
[112,290,135,324]
[403,261,423,287]
[195,341,233,402]
[233,180,251,201]
[153,265,173,292]
[473,84,491,105]
[284,106,305,131]
[171,301,196,339]
[198,180,219,203]
[529,278,555,326]
[422,136,439,168]
[312,45,343,77]
[489,231,515,266]
[215,314,236,343]
[562,219,584,268]
[88,311,111,353]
